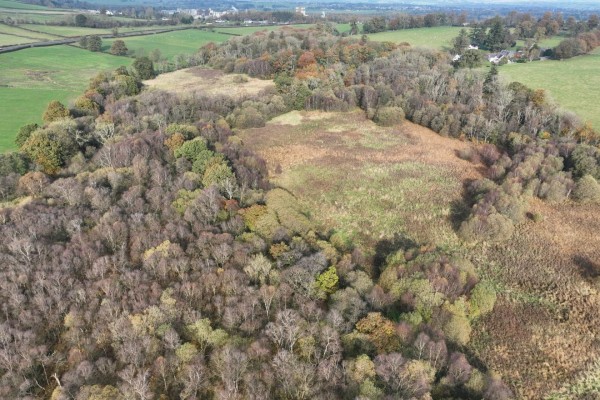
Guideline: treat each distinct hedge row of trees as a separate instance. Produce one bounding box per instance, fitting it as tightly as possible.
[362,12,468,34]
[553,28,600,59]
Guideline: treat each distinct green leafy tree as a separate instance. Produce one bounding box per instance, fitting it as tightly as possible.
[79,35,88,49]
[133,56,155,80]
[0,152,29,176]
[468,282,497,319]
[74,14,87,27]
[149,48,162,62]
[469,25,487,48]
[573,175,600,203]
[21,120,78,174]
[175,342,199,364]
[202,159,234,189]
[114,74,141,96]
[186,318,228,352]
[15,123,39,148]
[110,39,128,56]
[43,100,70,123]
[71,385,124,400]
[485,17,507,51]
[553,38,582,60]
[483,64,499,97]
[21,131,65,174]
[456,49,483,69]
[87,35,102,52]
[442,299,472,345]
[452,28,471,54]
[74,95,99,114]
[315,266,339,298]
[374,106,405,126]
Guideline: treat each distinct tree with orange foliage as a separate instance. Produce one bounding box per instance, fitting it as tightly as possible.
[297,51,317,69]
[356,312,401,354]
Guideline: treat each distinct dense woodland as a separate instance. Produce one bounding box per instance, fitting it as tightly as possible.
[1,23,600,399]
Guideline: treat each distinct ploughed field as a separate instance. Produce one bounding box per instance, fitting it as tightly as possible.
[237,108,600,398]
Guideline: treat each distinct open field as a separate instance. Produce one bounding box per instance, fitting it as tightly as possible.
[0,87,76,151]
[215,24,314,36]
[18,24,178,37]
[513,34,565,50]
[19,24,114,36]
[144,67,274,98]
[367,26,464,49]
[0,0,52,10]
[0,29,233,151]
[238,108,600,397]
[0,12,74,24]
[0,32,37,45]
[500,47,600,130]
[238,109,482,250]
[103,29,230,59]
[0,45,129,151]
[336,23,352,33]
[471,198,600,398]
[0,23,60,40]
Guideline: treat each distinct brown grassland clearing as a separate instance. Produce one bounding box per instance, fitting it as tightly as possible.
[237,109,600,398]
[471,199,600,398]
[238,109,483,251]
[144,67,274,98]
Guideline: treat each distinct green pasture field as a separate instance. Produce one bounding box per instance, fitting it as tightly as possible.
[0,45,130,151]
[75,0,155,4]
[0,88,78,151]
[0,12,75,24]
[500,47,600,130]
[215,24,313,36]
[18,23,175,37]
[367,26,464,49]
[0,0,51,10]
[336,23,352,33]
[103,29,230,59]
[512,34,565,50]
[19,24,113,36]
[0,32,37,44]
[0,23,60,40]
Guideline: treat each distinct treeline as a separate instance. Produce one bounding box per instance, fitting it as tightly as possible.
[469,12,600,59]
[473,11,599,41]
[1,13,177,29]
[362,12,468,34]
[0,39,513,398]
[553,28,600,59]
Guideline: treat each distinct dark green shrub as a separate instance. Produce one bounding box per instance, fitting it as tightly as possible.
[459,212,514,243]
[374,106,405,126]
[573,174,600,203]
